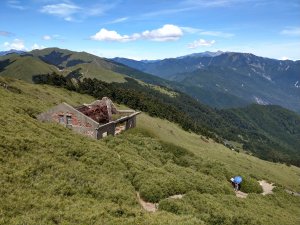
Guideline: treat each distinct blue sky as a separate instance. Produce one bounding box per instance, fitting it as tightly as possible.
[1,0,300,60]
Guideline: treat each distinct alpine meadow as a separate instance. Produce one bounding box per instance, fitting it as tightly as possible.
[0,0,300,225]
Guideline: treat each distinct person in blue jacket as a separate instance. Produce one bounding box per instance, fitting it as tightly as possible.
[230,176,242,191]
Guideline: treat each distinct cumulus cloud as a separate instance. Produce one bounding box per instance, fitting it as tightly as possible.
[91,24,183,42]
[188,39,216,48]
[142,24,183,41]
[90,29,138,42]
[280,27,300,37]
[4,39,26,50]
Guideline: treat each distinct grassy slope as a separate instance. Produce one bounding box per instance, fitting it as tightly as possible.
[138,114,300,191]
[0,55,58,83]
[0,49,127,83]
[32,48,126,83]
[0,78,299,225]
[66,63,126,83]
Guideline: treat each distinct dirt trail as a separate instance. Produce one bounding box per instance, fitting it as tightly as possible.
[236,180,275,198]
[137,192,185,212]
[259,180,275,195]
[285,190,300,197]
[136,192,157,213]
[235,191,248,198]
[168,194,184,199]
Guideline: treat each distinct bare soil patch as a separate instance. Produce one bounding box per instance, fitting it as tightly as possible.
[259,180,275,195]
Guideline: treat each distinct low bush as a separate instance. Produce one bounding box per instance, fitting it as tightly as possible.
[240,176,263,193]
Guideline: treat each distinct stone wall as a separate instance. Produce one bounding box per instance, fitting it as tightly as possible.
[37,103,99,139]
[37,101,141,140]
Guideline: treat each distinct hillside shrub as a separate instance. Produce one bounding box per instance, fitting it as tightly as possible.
[240,176,263,193]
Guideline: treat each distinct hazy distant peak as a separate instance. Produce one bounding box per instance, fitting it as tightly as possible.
[177,51,224,59]
[0,49,26,56]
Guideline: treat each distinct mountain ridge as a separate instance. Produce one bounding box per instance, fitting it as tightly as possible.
[0,49,26,56]
[113,52,300,113]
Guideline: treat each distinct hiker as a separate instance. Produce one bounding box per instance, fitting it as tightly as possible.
[230,178,235,188]
[230,176,242,191]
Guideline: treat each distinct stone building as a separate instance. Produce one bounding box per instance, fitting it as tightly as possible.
[37,97,140,139]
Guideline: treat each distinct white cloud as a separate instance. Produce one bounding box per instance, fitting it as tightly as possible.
[181,26,234,38]
[188,39,216,48]
[7,0,26,10]
[4,39,26,50]
[91,28,138,42]
[43,35,52,40]
[40,1,117,22]
[199,31,234,38]
[31,43,45,50]
[280,27,300,37]
[106,17,129,24]
[40,3,80,21]
[91,24,183,42]
[42,34,65,41]
[142,24,183,41]
[181,26,201,34]
[182,0,250,7]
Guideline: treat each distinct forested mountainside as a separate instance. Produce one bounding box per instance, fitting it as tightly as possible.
[0,77,299,225]
[113,52,300,112]
[1,48,299,165]
[33,73,300,166]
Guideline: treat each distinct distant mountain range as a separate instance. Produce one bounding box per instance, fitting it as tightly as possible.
[0,49,26,56]
[113,52,300,113]
[1,48,299,113]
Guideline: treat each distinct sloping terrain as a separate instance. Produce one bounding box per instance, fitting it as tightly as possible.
[0,48,128,83]
[0,77,299,225]
[35,74,300,166]
[0,54,58,82]
[113,52,300,112]
[1,48,300,165]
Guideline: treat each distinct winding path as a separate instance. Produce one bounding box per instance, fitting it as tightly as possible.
[236,180,275,198]
[259,180,275,195]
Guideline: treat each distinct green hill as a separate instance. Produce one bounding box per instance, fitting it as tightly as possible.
[1,48,300,166]
[35,73,300,166]
[0,54,57,82]
[0,48,128,83]
[0,77,299,225]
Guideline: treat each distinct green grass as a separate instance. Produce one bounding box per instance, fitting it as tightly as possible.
[0,48,127,83]
[0,55,58,82]
[0,77,299,225]
[67,63,126,83]
[137,114,300,192]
